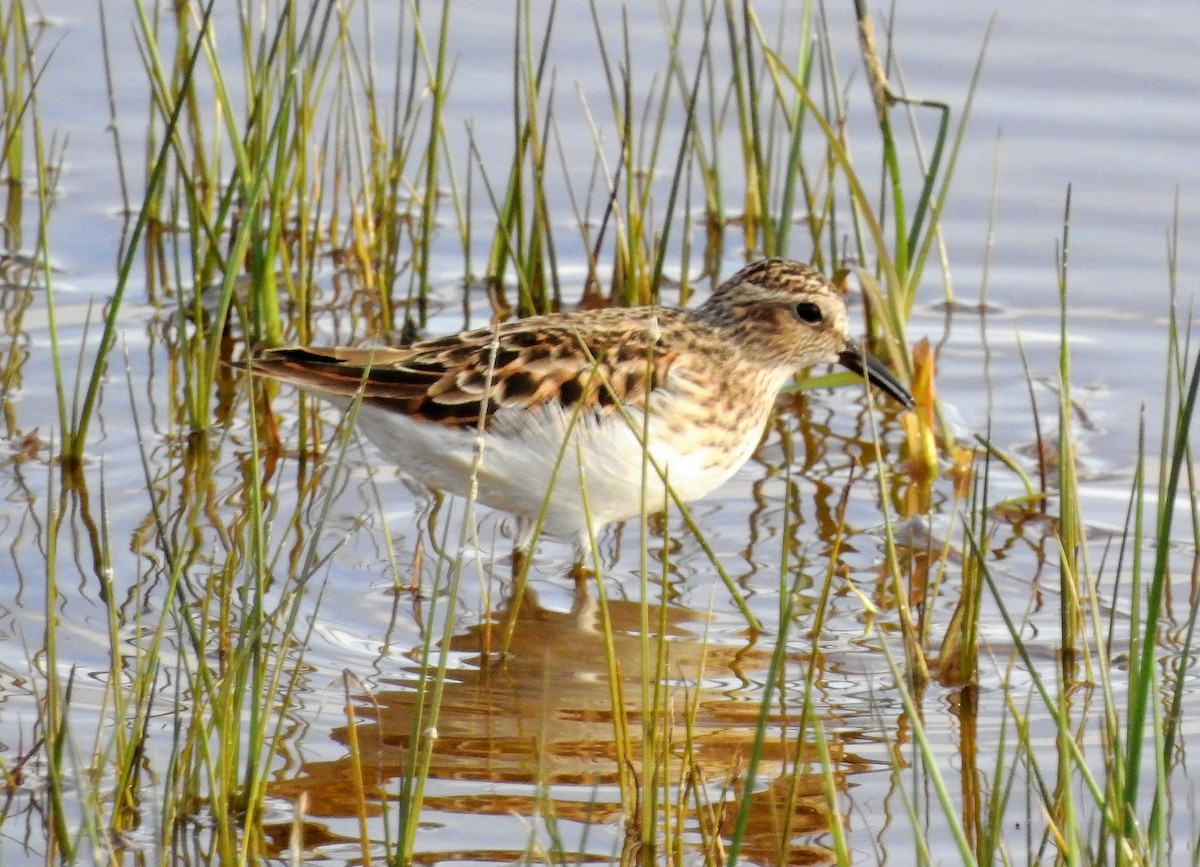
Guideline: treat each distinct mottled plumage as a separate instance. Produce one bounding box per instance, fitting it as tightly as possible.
[248,258,912,550]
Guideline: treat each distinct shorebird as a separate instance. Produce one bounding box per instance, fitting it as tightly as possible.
[248,258,913,553]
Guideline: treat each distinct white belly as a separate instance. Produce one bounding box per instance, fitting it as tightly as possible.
[350,398,765,543]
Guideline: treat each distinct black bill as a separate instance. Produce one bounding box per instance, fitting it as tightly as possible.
[838,341,914,409]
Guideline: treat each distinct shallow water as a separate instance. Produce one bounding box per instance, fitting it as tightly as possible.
[2,1,1199,863]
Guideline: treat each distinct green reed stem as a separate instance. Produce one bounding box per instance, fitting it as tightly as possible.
[650,0,717,294]
[412,0,453,324]
[1124,275,1200,829]
[41,450,74,859]
[0,0,35,192]
[65,0,217,464]
[770,0,814,258]
[1055,189,1083,672]
[1151,223,1200,849]
[726,586,796,865]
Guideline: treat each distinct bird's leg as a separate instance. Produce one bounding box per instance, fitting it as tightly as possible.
[510,546,530,581]
[568,559,594,591]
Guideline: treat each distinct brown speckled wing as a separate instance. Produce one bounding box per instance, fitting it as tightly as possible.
[250,317,680,428]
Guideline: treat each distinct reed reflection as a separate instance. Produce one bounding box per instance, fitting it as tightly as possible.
[270,581,878,862]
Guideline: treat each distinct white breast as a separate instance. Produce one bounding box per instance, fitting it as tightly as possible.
[339,361,796,545]
[349,405,757,543]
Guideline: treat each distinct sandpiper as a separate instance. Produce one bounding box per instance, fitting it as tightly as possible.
[248,258,913,551]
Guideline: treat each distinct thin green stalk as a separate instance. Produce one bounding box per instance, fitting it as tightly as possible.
[720,0,764,254]
[0,0,34,188]
[1124,284,1200,821]
[973,528,1132,842]
[904,18,994,299]
[68,0,219,463]
[485,0,556,311]
[885,641,979,864]
[771,0,815,257]
[1055,189,1082,671]
[726,583,796,866]
[853,3,908,281]
[41,448,74,859]
[649,0,717,295]
[411,0,453,325]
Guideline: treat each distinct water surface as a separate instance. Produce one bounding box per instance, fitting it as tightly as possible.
[2,1,1199,862]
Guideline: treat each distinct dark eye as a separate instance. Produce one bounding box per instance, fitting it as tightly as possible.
[794,302,822,324]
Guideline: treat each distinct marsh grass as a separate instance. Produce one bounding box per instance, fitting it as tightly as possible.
[6,0,1200,865]
[0,0,34,237]
[61,0,960,457]
[21,362,370,861]
[867,207,1200,862]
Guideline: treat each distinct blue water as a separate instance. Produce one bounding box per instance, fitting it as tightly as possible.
[2,1,1198,862]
